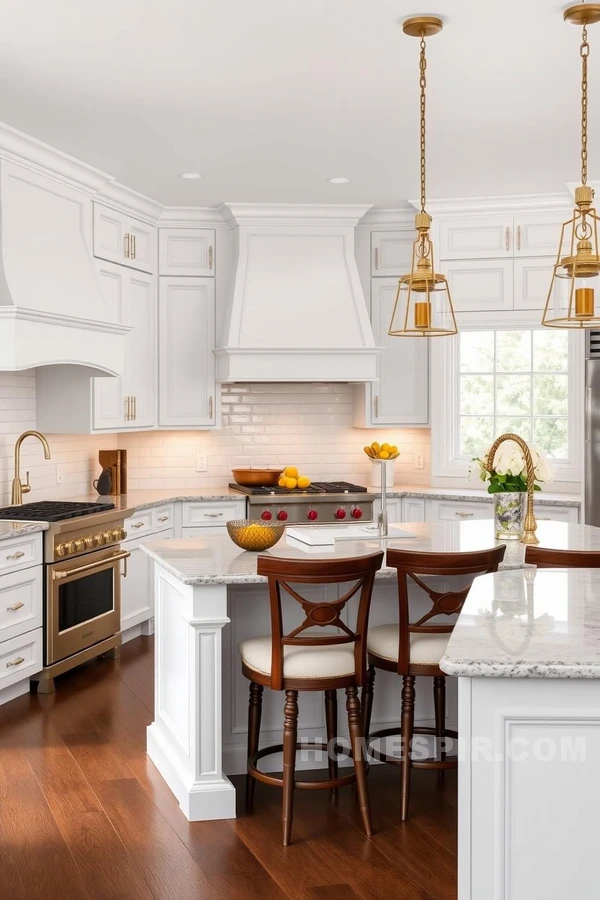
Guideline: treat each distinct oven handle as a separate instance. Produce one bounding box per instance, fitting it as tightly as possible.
[52,550,131,581]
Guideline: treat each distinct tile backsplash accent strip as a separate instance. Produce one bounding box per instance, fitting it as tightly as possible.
[117,383,432,490]
[0,374,117,504]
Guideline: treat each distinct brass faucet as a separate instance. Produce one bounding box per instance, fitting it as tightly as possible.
[11,431,51,506]
[485,433,538,545]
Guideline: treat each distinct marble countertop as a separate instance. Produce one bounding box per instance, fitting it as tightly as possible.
[0,521,48,541]
[440,567,600,679]
[141,519,600,586]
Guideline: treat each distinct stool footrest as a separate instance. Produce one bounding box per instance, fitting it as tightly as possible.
[249,741,358,791]
[367,725,459,769]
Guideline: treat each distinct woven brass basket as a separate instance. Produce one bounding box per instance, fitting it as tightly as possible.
[226,519,285,551]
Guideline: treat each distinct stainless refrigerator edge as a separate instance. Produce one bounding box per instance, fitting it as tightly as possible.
[585,331,600,525]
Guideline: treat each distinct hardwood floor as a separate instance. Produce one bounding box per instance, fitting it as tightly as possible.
[0,637,457,900]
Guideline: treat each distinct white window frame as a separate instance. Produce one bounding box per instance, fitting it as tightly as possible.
[431,310,584,484]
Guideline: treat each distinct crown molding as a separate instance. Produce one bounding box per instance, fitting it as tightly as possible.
[411,192,572,215]
[220,202,373,228]
[357,207,415,228]
[159,206,229,227]
[98,180,163,222]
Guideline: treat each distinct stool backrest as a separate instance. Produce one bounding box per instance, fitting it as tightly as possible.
[524,546,600,568]
[257,552,384,690]
[385,546,506,674]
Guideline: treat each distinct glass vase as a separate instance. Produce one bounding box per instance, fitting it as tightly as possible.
[493,492,527,541]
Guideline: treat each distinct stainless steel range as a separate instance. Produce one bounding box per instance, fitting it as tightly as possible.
[0,500,133,693]
[229,481,375,525]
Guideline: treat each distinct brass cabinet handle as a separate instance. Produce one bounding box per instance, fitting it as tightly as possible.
[505,226,510,252]
[209,395,214,419]
[52,550,131,580]
[203,512,223,518]
[6,656,25,668]
[131,521,145,529]
[374,247,379,270]
[7,601,24,611]
[131,234,136,259]
[374,395,379,419]
[132,396,137,420]
[455,511,474,518]
[517,225,521,251]
[208,245,213,270]
[124,233,130,259]
[125,396,130,421]
[157,515,169,522]
[6,551,25,560]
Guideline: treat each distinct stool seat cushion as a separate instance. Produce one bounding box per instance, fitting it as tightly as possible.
[239,635,356,679]
[367,624,450,666]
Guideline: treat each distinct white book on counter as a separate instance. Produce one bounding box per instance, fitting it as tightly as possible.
[285,525,416,546]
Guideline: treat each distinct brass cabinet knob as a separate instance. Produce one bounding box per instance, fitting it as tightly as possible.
[56,543,68,557]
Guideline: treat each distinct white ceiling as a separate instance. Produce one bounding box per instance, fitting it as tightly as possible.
[0,0,596,207]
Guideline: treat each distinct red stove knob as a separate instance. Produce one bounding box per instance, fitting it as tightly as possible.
[351,507,363,519]
[335,507,347,520]
[277,510,288,521]
[260,509,272,520]
[307,508,318,521]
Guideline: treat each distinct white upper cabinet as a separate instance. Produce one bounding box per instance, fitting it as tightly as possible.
[159,228,216,276]
[440,215,511,259]
[93,203,157,273]
[513,212,566,257]
[371,230,414,276]
[513,258,555,310]
[354,278,429,427]
[446,259,513,312]
[158,277,217,428]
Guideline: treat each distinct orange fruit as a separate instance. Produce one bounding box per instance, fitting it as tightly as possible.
[285,477,297,490]
[297,475,311,489]
[278,477,287,487]
[284,465,298,478]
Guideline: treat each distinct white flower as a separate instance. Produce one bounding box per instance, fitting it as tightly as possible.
[492,440,526,477]
[529,445,556,483]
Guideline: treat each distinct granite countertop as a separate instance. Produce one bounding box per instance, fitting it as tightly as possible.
[141,519,599,586]
[380,485,582,507]
[73,488,247,512]
[0,521,49,541]
[440,567,600,679]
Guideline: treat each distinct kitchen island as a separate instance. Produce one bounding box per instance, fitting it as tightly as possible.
[142,519,600,826]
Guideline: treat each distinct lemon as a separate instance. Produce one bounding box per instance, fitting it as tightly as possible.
[297,475,311,489]
[379,450,390,459]
[284,465,298,478]
[285,477,297,490]
[278,476,287,487]
[390,445,398,454]
[381,443,390,452]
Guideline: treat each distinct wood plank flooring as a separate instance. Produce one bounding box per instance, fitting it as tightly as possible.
[0,637,457,900]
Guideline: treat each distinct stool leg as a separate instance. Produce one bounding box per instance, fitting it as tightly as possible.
[433,675,446,786]
[362,664,375,744]
[282,689,298,846]
[400,675,416,821]
[346,685,373,838]
[324,689,338,793]
[246,682,263,807]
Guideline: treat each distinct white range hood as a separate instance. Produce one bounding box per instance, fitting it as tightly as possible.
[215,204,378,382]
[0,158,128,375]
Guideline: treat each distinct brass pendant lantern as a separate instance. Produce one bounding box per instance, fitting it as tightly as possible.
[389,16,457,338]
[543,3,600,328]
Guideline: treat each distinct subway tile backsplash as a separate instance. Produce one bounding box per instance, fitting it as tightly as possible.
[0,377,431,502]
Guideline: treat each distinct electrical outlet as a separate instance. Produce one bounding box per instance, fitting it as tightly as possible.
[415,451,424,470]
[196,454,207,473]
[56,464,64,485]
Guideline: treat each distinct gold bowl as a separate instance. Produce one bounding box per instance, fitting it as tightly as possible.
[226,519,285,551]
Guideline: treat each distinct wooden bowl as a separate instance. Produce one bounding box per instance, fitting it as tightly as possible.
[231,467,284,487]
[226,519,285,551]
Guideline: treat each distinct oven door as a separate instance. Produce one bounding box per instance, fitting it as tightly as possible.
[46,547,130,665]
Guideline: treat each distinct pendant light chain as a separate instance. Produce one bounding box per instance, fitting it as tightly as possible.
[581,22,590,185]
[419,35,427,213]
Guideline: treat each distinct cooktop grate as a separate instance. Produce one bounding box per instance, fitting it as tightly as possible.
[229,482,368,496]
[0,500,116,522]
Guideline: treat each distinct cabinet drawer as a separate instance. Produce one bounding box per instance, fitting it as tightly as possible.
[0,567,43,642]
[428,499,493,521]
[124,510,153,537]
[182,501,246,527]
[0,533,43,575]
[0,628,42,689]
[152,505,174,532]
[535,506,579,524]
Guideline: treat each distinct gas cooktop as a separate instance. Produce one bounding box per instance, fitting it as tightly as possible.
[229,481,369,496]
[0,500,116,522]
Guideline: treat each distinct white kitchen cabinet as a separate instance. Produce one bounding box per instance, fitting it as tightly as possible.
[182,500,246,528]
[121,527,175,633]
[371,230,414,276]
[159,277,217,428]
[513,211,566,257]
[446,259,513,313]
[353,278,429,427]
[93,203,157,273]
[401,497,426,522]
[440,215,511,259]
[0,566,43,644]
[372,497,402,526]
[513,258,555,310]
[427,498,494,522]
[159,228,216,276]
[534,505,579,524]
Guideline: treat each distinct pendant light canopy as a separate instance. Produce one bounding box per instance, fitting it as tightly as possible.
[543,3,600,328]
[389,15,457,338]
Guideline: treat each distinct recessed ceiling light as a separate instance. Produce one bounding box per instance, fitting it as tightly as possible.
[179,172,203,180]
[328,176,350,184]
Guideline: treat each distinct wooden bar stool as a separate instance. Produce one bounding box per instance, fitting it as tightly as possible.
[239,551,384,846]
[525,546,600,567]
[362,546,505,820]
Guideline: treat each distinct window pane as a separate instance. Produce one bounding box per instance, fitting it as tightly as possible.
[460,374,494,415]
[460,416,494,456]
[496,374,531,415]
[533,374,568,416]
[496,417,532,443]
[460,331,494,372]
[496,331,531,372]
[533,330,568,372]
[534,418,568,459]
